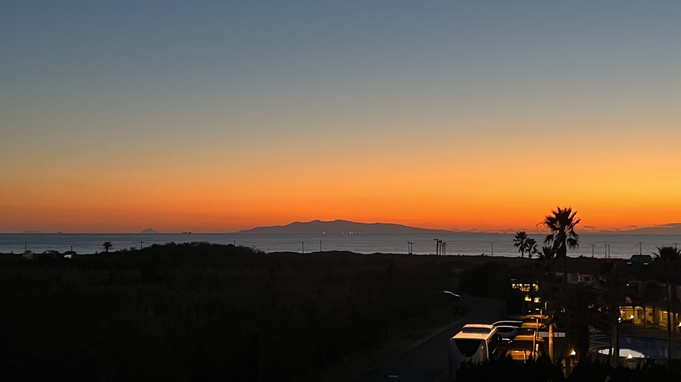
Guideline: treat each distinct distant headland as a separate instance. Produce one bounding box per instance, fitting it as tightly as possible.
[237,220,681,235]
[598,223,681,235]
[238,219,455,235]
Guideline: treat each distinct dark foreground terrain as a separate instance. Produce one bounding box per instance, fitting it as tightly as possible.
[0,243,487,381]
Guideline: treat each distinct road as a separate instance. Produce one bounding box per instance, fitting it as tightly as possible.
[353,297,506,382]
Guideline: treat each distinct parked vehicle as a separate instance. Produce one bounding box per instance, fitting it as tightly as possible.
[506,334,544,362]
[494,325,519,340]
[492,320,522,328]
[460,323,495,334]
[449,326,501,380]
[517,321,543,336]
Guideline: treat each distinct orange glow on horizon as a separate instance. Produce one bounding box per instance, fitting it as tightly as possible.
[2,114,680,233]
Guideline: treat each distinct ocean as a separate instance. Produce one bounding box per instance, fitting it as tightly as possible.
[1,232,680,259]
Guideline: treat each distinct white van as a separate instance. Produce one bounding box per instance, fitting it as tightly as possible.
[460,323,495,334]
[448,326,500,380]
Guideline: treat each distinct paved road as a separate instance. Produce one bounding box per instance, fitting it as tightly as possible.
[353,297,506,382]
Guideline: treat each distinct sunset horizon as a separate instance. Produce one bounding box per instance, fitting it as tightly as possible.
[5,216,681,235]
[3,2,680,235]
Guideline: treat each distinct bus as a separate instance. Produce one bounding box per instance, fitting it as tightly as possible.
[448,326,501,380]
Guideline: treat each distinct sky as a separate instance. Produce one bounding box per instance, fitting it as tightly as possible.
[2,1,681,233]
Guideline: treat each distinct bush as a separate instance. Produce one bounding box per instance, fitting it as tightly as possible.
[456,357,564,382]
[0,245,452,381]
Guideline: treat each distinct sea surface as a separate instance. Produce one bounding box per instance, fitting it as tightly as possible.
[1,232,680,259]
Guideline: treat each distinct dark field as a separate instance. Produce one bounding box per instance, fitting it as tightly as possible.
[0,243,503,381]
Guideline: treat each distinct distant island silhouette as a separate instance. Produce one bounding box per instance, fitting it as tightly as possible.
[598,223,681,235]
[142,228,158,234]
[237,220,681,235]
[238,220,456,235]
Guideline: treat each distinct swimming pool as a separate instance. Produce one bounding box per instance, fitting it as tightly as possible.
[590,335,681,359]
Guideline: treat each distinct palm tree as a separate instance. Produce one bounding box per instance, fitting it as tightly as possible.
[537,245,558,360]
[642,281,661,329]
[598,260,627,365]
[538,246,557,276]
[541,207,580,367]
[525,238,539,259]
[542,207,581,261]
[654,246,680,360]
[513,231,528,259]
[566,282,606,361]
[103,241,113,253]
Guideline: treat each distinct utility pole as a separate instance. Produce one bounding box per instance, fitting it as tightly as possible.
[604,241,608,258]
[442,242,446,256]
[140,241,144,250]
[490,242,494,257]
[301,242,305,254]
[639,241,643,256]
[591,244,595,258]
[407,241,413,255]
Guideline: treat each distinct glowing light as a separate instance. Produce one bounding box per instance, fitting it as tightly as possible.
[596,348,647,358]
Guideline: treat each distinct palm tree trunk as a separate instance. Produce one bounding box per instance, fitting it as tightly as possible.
[548,322,554,361]
[612,308,619,365]
[668,282,673,360]
[563,254,571,375]
[672,282,677,359]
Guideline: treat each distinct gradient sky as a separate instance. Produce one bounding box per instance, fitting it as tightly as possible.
[2,1,681,233]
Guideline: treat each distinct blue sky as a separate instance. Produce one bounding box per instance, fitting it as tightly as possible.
[2,1,681,232]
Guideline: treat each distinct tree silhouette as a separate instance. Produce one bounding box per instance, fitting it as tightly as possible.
[537,245,558,360]
[513,231,528,259]
[654,246,680,360]
[103,241,113,253]
[541,207,580,366]
[542,207,580,261]
[538,246,557,276]
[525,238,539,259]
[565,283,605,360]
[642,281,660,329]
[598,260,627,365]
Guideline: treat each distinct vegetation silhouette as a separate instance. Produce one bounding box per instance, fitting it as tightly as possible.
[541,207,580,368]
[525,237,539,259]
[597,260,627,364]
[456,356,563,382]
[0,243,456,381]
[514,231,529,260]
[655,246,681,359]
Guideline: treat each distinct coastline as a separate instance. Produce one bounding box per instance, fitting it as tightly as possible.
[2,232,679,259]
